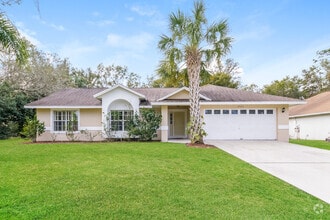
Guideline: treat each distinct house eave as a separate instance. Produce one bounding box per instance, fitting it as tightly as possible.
[200,101,306,105]
[289,111,330,119]
[151,102,190,106]
[150,100,304,106]
[24,105,102,109]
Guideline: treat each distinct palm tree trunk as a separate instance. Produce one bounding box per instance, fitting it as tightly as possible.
[186,48,204,144]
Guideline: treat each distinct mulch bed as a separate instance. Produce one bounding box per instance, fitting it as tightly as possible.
[185,143,217,148]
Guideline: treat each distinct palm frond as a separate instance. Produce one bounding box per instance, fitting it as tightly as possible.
[0,13,28,65]
[169,10,186,41]
[158,34,174,51]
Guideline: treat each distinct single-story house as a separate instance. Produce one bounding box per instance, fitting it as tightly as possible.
[25,84,303,142]
[289,91,330,140]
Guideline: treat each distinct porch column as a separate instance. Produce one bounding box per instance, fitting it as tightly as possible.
[160,105,168,142]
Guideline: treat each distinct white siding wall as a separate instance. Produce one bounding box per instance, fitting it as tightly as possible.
[289,114,330,140]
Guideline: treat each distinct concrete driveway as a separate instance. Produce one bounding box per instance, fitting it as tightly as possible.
[206,140,330,204]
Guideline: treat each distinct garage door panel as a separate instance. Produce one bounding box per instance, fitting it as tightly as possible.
[204,108,276,140]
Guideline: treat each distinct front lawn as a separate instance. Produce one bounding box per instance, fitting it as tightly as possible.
[290,139,330,150]
[0,139,328,219]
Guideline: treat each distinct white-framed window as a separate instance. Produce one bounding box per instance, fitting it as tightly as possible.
[53,111,78,132]
[231,109,238,114]
[266,109,274,114]
[223,110,230,114]
[110,110,133,131]
[214,109,221,114]
[240,109,247,114]
[205,109,212,115]
[249,109,256,114]
[258,109,265,114]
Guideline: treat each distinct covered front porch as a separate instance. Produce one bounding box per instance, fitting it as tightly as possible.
[159,105,190,142]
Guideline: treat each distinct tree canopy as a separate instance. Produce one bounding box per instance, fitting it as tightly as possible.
[262,49,330,99]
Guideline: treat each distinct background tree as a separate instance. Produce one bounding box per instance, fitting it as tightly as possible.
[158,0,232,144]
[152,60,188,88]
[71,63,142,88]
[263,76,303,99]
[1,44,72,99]
[0,82,33,139]
[204,58,241,88]
[300,49,329,98]
[262,48,329,99]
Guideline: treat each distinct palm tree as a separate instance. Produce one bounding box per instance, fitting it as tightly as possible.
[158,0,232,144]
[0,13,28,65]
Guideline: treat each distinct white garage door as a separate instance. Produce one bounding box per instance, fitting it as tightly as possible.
[204,108,276,140]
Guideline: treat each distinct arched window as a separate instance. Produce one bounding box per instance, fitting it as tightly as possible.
[108,100,133,131]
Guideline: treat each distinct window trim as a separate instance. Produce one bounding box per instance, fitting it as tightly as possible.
[51,110,80,133]
[109,110,133,131]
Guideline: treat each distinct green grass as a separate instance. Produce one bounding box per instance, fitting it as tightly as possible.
[290,139,330,150]
[0,138,329,219]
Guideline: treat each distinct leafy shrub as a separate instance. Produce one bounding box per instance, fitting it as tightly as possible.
[128,109,162,141]
[21,116,45,142]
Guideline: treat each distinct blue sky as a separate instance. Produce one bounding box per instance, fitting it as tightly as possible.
[4,0,330,87]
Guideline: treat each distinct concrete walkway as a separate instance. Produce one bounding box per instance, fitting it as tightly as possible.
[206,140,330,204]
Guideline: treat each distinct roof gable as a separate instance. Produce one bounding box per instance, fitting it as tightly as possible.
[157,87,211,101]
[94,85,145,99]
[289,91,330,117]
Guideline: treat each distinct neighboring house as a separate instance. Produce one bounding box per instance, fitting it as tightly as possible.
[25,84,303,142]
[289,91,330,140]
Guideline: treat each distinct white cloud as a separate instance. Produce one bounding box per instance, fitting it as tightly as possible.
[87,19,115,27]
[33,15,65,31]
[58,41,97,67]
[50,23,65,31]
[241,38,330,87]
[234,25,274,42]
[15,22,42,47]
[128,3,166,28]
[92,11,101,17]
[130,5,157,16]
[126,17,134,22]
[106,32,154,51]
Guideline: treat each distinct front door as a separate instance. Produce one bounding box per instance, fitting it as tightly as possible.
[169,110,187,138]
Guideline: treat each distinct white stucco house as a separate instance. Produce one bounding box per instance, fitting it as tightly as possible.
[25,84,303,142]
[289,91,330,140]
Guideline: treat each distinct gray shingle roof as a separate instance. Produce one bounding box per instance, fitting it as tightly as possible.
[25,88,105,107]
[289,91,330,117]
[25,85,301,108]
[200,85,299,102]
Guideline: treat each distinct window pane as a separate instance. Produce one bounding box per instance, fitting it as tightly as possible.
[249,110,256,114]
[205,110,212,114]
[214,110,221,114]
[258,109,265,114]
[240,109,247,114]
[223,110,229,114]
[231,110,238,114]
[267,109,273,114]
[54,111,78,131]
